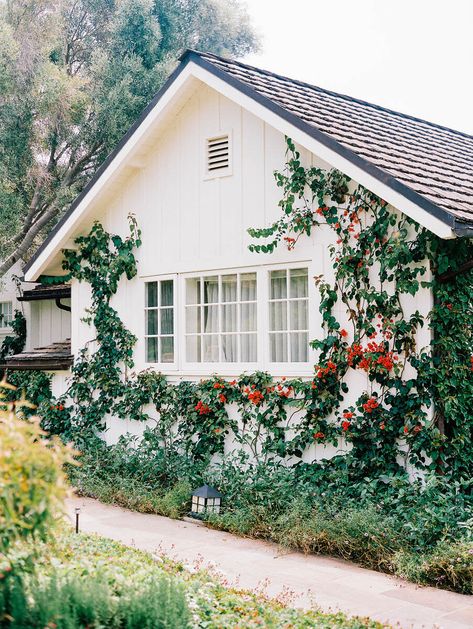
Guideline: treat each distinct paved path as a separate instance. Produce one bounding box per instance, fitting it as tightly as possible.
[66,497,473,629]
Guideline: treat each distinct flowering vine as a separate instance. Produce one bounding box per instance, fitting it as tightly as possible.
[9,139,472,481]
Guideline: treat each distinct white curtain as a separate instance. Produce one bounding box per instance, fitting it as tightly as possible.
[222,275,238,362]
[269,269,309,362]
[269,270,288,361]
[203,276,219,361]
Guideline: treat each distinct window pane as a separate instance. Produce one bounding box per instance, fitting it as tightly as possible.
[161,308,173,335]
[270,270,287,299]
[290,300,308,331]
[203,335,219,362]
[146,282,158,307]
[222,304,237,332]
[221,274,237,302]
[222,334,238,362]
[204,276,219,303]
[269,301,287,331]
[241,303,256,332]
[146,337,158,362]
[186,278,201,304]
[270,332,288,362]
[290,268,308,298]
[146,310,158,335]
[241,273,257,300]
[186,335,201,362]
[290,332,308,362]
[161,280,173,306]
[241,334,257,362]
[161,337,174,363]
[186,306,201,333]
[203,305,219,333]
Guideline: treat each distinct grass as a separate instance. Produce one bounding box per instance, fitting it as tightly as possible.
[19,529,387,629]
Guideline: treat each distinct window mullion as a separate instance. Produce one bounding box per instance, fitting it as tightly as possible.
[237,273,241,362]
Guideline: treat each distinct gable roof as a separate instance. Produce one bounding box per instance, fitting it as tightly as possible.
[24,49,473,280]
[197,51,473,229]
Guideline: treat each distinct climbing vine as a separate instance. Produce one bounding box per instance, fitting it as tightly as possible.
[248,138,473,476]
[30,138,472,479]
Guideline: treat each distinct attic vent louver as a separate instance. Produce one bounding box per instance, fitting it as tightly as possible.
[206,134,231,176]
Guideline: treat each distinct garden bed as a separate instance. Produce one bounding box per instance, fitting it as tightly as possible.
[1,530,385,628]
[70,441,473,596]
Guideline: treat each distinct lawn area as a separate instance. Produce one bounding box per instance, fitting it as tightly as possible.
[3,529,386,628]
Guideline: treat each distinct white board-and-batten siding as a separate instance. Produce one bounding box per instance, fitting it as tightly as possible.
[59,81,433,451]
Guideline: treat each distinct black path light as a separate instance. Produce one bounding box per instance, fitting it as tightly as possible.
[190,484,222,518]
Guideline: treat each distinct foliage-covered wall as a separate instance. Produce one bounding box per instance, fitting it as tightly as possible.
[8,139,473,480]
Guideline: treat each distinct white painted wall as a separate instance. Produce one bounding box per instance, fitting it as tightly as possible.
[51,81,434,459]
[0,261,25,345]
[28,299,71,350]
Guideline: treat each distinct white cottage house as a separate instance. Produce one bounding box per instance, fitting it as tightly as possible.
[9,50,473,443]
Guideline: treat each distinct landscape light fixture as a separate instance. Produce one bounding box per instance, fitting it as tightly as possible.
[190,484,222,518]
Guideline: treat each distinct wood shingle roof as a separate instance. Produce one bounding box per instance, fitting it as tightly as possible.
[197,51,473,230]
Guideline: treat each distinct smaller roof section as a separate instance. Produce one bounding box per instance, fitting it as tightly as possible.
[18,284,71,302]
[3,339,73,371]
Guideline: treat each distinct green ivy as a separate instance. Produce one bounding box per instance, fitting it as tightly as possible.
[25,139,472,482]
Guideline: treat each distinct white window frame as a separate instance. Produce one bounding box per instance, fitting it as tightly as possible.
[0,301,13,330]
[177,262,315,376]
[143,274,178,370]
[181,267,258,373]
[265,264,311,369]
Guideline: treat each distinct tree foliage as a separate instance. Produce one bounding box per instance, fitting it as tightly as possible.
[0,0,258,275]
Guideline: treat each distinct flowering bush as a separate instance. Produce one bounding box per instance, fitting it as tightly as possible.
[0,384,75,554]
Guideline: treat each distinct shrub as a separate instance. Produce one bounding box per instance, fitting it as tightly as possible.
[0,573,191,628]
[0,387,75,554]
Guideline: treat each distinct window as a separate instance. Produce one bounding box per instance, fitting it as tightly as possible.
[0,302,12,328]
[145,280,174,363]
[269,268,308,362]
[185,272,257,363]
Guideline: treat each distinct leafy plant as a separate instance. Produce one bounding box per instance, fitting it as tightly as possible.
[0,383,75,555]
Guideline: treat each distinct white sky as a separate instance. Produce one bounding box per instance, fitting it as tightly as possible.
[242,0,473,134]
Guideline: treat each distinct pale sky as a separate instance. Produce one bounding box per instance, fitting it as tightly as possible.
[242,0,473,134]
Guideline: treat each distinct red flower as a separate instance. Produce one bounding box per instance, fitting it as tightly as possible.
[313,431,325,440]
[446,303,453,310]
[379,422,386,430]
[213,382,224,389]
[343,411,353,419]
[218,393,227,403]
[247,389,264,405]
[403,426,409,434]
[362,398,379,414]
[195,401,211,415]
[340,329,348,338]
[342,420,351,431]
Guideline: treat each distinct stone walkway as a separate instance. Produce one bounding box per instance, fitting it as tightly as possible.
[66,497,473,629]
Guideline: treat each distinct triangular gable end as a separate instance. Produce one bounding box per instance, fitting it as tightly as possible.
[24,50,467,281]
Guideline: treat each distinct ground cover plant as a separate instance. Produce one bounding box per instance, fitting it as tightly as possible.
[1,529,386,629]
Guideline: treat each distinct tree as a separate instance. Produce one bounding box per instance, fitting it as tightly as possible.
[0,0,258,276]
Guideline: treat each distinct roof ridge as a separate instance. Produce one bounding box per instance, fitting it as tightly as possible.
[184,49,473,142]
